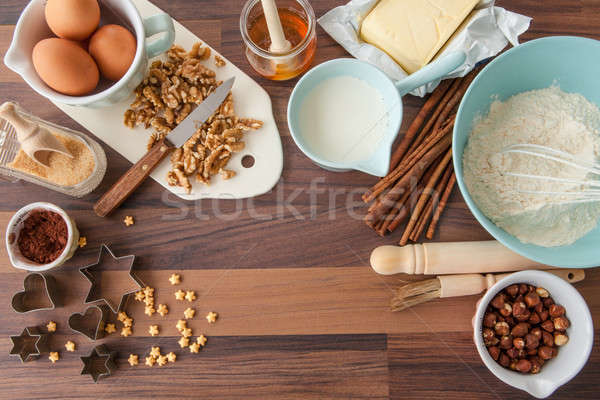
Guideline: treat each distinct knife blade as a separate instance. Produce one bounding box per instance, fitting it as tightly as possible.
[93,77,236,217]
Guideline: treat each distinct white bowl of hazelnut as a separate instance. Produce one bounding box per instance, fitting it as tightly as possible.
[474,270,594,398]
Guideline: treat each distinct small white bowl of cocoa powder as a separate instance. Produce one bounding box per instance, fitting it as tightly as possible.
[5,202,79,271]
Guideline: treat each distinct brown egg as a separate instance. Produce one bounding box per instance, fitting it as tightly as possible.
[89,24,137,81]
[45,0,100,41]
[32,38,99,96]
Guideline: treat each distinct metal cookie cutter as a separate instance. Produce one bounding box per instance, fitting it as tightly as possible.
[9,326,50,362]
[68,304,111,341]
[12,273,60,313]
[79,244,144,313]
[80,344,117,383]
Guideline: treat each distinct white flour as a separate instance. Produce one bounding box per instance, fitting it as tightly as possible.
[463,86,600,247]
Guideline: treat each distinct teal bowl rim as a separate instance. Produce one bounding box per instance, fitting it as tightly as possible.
[452,36,600,269]
[286,58,402,173]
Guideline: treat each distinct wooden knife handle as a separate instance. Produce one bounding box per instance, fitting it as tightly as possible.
[94,139,173,217]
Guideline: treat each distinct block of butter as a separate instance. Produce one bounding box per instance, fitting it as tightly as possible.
[360,0,479,74]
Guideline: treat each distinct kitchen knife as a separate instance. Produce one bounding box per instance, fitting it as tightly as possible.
[93,77,235,217]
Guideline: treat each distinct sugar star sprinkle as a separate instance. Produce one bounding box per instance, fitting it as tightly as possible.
[145,305,156,316]
[143,286,155,297]
[105,323,116,334]
[144,296,154,307]
[157,355,168,366]
[157,304,169,317]
[178,337,190,348]
[197,335,207,346]
[49,351,59,363]
[145,356,156,367]
[183,307,195,319]
[123,317,133,328]
[65,340,76,352]
[128,354,139,366]
[181,328,192,338]
[117,312,128,322]
[169,274,181,285]
[148,325,159,336]
[134,290,145,302]
[174,290,185,300]
[78,236,87,248]
[46,321,57,332]
[206,311,218,324]
[121,326,132,337]
[189,342,200,353]
[123,215,134,226]
[176,320,187,332]
[166,352,177,363]
[150,346,161,358]
[184,291,196,302]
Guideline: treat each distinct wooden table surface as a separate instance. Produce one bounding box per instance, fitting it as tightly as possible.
[1,0,599,398]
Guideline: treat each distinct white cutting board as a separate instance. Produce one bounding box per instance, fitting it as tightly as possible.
[54,0,283,200]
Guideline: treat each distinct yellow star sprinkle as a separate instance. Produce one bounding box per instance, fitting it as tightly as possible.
[189,342,200,353]
[144,296,154,307]
[174,290,185,301]
[148,325,159,336]
[145,356,156,367]
[46,321,57,332]
[121,326,132,337]
[149,346,161,358]
[169,273,181,285]
[184,291,196,302]
[183,307,195,319]
[181,328,192,338]
[134,291,145,302]
[124,215,134,226]
[178,337,190,348]
[105,323,116,334]
[145,305,156,316]
[117,312,128,322]
[176,320,187,332]
[157,355,168,366]
[206,311,218,324]
[123,317,133,328]
[128,354,139,366]
[197,335,207,346]
[166,352,177,363]
[157,304,169,317]
[65,340,76,352]
[49,352,59,363]
[78,236,87,248]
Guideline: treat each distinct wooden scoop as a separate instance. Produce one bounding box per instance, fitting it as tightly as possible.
[261,0,291,53]
[0,102,72,166]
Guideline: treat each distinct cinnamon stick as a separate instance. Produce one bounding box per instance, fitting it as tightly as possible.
[426,171,457,240]
[411,163,453,241]
[388,80,452,171]
[410,197,433,242]
[386,189,412,232]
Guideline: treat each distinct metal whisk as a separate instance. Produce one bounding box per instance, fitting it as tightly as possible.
[498,143,600,203]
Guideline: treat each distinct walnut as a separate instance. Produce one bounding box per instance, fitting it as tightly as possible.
[220,169,235,180]
[214,55,226,67]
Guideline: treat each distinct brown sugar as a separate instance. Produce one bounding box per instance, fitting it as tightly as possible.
[8,132,95,186]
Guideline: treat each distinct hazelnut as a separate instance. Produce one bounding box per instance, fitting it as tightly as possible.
[511,322,529,338]
[536,287,549,298]
[483,328,495,344]
[538,346,556,360]
[517,348,527,359]
[527,348,538,356]
[499,335,513,350]
[519,284,529,295]
[512,301,527,317]
[488,346,500,361]
[538,310,549,322]
[506,284,519,297]
[534,302,544,314]
[524,292,541,308]
[509,360,518,371]
[528,312,541,325]
[494,321,510,336]
[515,309,531,322]
[530,327,542,340]
[525,333,539,350]
[483,312,497,328]
[548,304,566,318]
[540,320,554,333]
[515,359,532,373]
[554,333,569,346]
[553,316,570,331]
[499,302,513,317]
[513,337,525,349]
[542,331,554,347]
[491,293,506,309]
[504,316,516,327]
[499,353,510,367]
[506,347,519,359]
[529,357,543,374]
[543,298,554,308]
[515,294,524,303]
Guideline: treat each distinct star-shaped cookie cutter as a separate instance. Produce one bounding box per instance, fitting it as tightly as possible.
[9,326,50,362]
[80,344,117,383]
[80,244,144,313]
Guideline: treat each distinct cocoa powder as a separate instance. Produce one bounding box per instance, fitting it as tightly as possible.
[17,210,67,264]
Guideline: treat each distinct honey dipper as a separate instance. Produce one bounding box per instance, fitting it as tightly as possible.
[0,102,72,166]
[391,269,585,311]
[260,0,291,53]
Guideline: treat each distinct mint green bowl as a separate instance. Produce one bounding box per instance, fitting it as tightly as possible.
[453,36,600,268]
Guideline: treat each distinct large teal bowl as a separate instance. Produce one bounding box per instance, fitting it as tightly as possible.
[453,36,600,268]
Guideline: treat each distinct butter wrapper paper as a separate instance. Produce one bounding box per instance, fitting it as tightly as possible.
[318,0,531,97]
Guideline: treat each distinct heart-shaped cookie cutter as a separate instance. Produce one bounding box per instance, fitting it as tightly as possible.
[80,244,144,313]
[80,344,117,383]
[9,326,50,362]
[11,272,60,313]
[68,304,111,341]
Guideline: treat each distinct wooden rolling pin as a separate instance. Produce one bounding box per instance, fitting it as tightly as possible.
[371,241,547,275]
